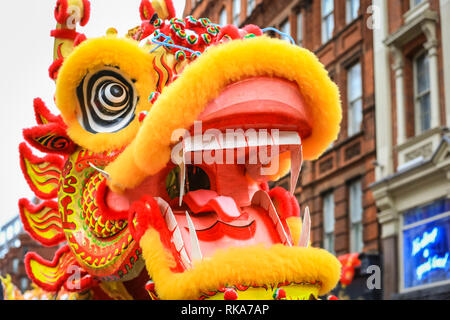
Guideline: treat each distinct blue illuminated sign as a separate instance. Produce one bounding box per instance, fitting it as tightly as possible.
[403,215,450,289]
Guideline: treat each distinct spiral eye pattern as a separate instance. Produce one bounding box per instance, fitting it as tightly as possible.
[77,67,138,133]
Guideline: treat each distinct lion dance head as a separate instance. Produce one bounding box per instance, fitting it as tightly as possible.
[14,0,342,300]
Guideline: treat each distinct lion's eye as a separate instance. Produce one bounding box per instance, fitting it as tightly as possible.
[76,67,138,133]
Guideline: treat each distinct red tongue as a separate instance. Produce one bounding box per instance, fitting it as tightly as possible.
[182,190,217,211]
[183,190,242,223]
[208,196,243,222]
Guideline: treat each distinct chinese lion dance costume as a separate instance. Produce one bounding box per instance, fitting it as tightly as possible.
[10,0,343,300]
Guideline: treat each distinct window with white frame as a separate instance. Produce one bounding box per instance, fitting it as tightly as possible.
[14,220,21,234]
[323,191,335,253]
[322,0,334,43]
[233,0,241,25]
[347,62,363,136]
[6,226,13,241]
[346,0,360,23]
[414,52,431,135]
[280,18,291,42]
[297,12,303,46]
[12,258,19,273]
[247,0,255,17]
[349,179,364,253]
[20,277,28,292]
[411,0,425,7]
[219,7,227,26]
[328,72,336,149]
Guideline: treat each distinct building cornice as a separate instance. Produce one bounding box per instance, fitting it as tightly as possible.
[384,8,439,48]
[371,135,450,238]
[371,133,450,191]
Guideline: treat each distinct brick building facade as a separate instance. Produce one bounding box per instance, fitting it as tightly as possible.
[184,0,379,257]
[371,0,450,299]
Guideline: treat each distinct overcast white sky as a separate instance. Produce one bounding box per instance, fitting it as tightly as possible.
[0,0,185,226]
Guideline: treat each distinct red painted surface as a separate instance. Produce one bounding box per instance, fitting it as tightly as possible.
[174,205,281,258]
[183,190,243,222]
[101,77,305,268]
[105,187,131,213]
[198,77,312,139]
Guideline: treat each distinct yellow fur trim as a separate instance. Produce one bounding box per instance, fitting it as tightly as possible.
[267,151,291,182]
[107,37,341,190]
[107,149,149,193]
[55,36,155,152]
[140,229,341,300]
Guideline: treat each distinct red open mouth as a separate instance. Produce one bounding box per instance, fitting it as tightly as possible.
[126,184,300,272]
[158,187,295,268]
[102,76,311,272]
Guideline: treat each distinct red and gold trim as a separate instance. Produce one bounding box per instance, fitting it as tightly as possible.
[24,245,77,292]
[81,173,127,238]
[18,198,65,247]
[32,98,62,125]
[19,142,63,200]
[23,123,76,155]
[198,281,321,300]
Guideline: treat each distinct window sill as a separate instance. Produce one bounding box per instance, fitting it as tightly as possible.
[384,5,438,48]
[404,0,430,24]
[315,14,362,54]
[395,126,446,169]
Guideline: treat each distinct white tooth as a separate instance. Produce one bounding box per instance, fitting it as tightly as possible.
[156,197,169,217]
[179,248,192,269]
[227,133,247,149]
[181,131,302,153]
[200,132,222,151]
[268,203,292,247]
[289,141,303,195]
[164,207,177,232]
[178,154,186,207]
[260,194,270,211]
[250,190,261,207]
[156,198,178,231]
[185,211,203,261]
[251,190,292,247]
[267,204,279,225]
[298,206,311,248]
[172,226,184,251]
[278,131,301,145]
[251,189,269,210]
[250,190,268,211]
[156,197,193,269]
[245,131,259,147]
[175,130,303,199]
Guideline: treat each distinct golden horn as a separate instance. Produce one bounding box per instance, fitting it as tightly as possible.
[52,0,89,66]
[152,0,176,20]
